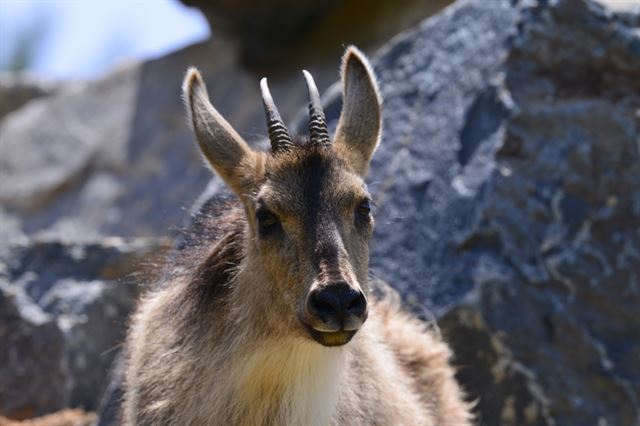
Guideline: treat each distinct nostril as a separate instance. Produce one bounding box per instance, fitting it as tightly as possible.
[346,292,367,317]
[309,291,339,318]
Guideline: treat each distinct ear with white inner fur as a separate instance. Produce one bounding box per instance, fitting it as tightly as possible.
[182,68,259,196]
[333,47,382,176]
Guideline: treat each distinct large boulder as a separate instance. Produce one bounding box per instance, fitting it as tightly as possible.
[0,281,66,420]
[0,238,165,419]
[304,0,639,424]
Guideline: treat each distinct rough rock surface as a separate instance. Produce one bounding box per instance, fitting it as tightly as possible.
[0,238,165,419]
[303,0,639,424]
[0,281,66,420]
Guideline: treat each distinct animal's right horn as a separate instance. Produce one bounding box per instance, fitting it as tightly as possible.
[260,78,294,154]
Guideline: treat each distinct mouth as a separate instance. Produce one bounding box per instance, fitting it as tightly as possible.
[302,322,357,347]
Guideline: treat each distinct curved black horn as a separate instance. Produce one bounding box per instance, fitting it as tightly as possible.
[302,70,330,147]
[260,77,294,153]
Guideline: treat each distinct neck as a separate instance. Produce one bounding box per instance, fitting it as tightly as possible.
[227,337,346,426]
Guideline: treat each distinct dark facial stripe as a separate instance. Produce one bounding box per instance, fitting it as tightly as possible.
[294,152,347,275]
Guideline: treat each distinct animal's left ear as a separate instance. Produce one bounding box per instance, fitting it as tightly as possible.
[333,46,382,176]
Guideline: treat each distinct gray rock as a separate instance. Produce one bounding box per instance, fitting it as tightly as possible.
[41,278,137,410]
[0,238,165,418]
[95,353,125,426]
[293,0,640,423]
[0,281,66,419]
[0,73,57,121]
[439,306,552,426]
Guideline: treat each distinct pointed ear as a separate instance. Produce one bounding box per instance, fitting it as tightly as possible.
[183,68,259,195]
[333,46,382,176]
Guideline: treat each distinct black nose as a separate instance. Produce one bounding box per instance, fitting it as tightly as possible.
[307,283,367,323]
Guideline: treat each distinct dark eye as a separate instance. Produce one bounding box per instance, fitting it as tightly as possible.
[356,198,371,218]
[256,208,279,235]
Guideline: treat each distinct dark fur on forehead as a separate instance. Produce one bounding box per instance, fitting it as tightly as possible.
[267,138,352,177]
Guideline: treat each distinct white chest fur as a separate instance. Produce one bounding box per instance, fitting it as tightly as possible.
[231,339,346,426]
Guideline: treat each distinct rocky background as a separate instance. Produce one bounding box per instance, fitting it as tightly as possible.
[1,0,638,425]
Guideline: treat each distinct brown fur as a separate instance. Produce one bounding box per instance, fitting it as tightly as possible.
[122,46,472,425]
